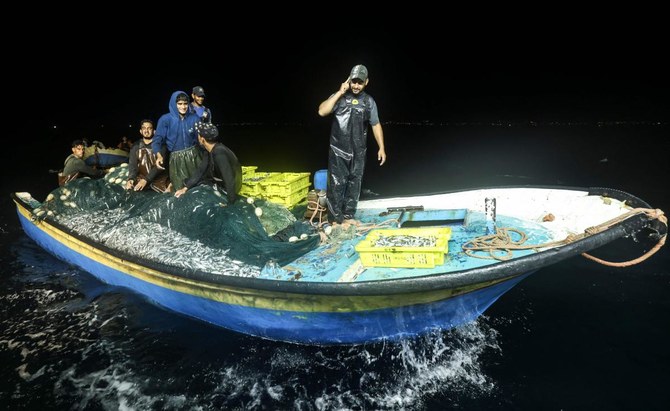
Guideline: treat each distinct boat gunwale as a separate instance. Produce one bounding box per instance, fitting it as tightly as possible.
[11,185,657,296]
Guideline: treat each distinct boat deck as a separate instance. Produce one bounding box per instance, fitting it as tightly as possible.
[261,208,555,282]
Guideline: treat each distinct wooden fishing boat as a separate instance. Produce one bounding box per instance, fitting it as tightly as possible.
[11,185,666,345]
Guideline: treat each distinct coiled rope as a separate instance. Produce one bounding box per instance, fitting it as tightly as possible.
[462,208,666,266]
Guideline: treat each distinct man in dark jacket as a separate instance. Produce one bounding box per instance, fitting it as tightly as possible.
[60,140,106,185]
[174,122,242,204]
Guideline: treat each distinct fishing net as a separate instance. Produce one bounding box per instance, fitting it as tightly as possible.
[32,164,320,268]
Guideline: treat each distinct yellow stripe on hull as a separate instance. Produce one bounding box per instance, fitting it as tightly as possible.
[16,201,510,313]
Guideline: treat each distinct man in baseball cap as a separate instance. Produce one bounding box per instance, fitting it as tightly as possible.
[191,86,212,123]
[317,64,386,225]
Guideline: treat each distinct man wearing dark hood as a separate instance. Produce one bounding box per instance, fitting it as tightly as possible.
[152,91,201,190]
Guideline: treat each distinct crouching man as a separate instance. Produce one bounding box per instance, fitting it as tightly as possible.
[174,122,242,204]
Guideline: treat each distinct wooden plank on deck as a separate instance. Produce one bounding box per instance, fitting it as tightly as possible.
[337,259,365,282]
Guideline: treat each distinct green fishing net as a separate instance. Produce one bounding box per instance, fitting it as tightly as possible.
[33,164,320,267]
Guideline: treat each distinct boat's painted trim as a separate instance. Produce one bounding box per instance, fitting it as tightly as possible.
[11,188,655,296]
[15,202,511,313]
[13,184,660,344]
[15,197,533,344]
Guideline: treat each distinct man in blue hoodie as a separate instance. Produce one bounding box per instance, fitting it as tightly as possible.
[153,91,201,190]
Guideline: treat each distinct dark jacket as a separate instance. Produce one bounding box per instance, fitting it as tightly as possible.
[62,155,104,178]
[185,143,242,204]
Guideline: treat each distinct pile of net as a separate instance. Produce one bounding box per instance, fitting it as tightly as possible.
[32,165,320,272]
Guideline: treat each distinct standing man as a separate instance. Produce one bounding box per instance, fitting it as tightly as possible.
[153,91,201,190]
[318,64,386,224]
[125,119,171,192]
[191,86,212,123]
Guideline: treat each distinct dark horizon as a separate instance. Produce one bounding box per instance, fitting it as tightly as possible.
[12,27,669,128]
[28,62,669,127]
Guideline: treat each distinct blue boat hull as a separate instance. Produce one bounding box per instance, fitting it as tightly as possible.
[16,201,530,345]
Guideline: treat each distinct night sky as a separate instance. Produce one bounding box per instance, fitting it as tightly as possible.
[8,22,668,143]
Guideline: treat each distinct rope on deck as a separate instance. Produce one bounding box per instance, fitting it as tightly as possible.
[462,208,667,266]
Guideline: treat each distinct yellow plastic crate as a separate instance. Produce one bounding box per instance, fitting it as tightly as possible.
[259,172,311,197]
[355,227,452,268]
[240,172,276,197]
[242,166,258,179]
[264,182,311,207]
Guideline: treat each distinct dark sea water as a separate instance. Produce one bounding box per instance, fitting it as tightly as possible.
[1,123,669,410]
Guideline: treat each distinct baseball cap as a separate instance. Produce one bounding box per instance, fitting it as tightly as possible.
[349,65,368,82]
[192,86,205,97]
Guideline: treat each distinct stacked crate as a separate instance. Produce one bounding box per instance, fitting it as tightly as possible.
[241,166,257,179]
[240,167,311,208]
[259,172,311,207]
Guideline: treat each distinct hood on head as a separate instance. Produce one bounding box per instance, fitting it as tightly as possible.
[168,90,189,118]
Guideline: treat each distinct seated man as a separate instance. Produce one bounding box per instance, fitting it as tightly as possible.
[125,119,171,192]
[60,139,106,185]
[174,122,242,204]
